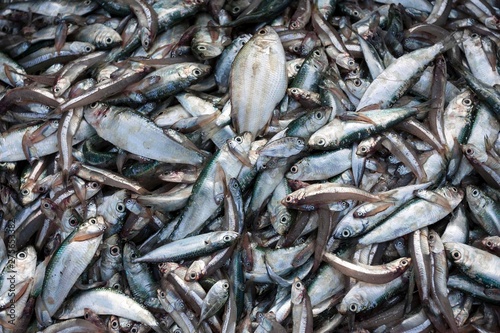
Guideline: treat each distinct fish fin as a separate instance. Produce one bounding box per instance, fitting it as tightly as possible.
[377,191,398,203]
[440,31,461,51]
[357,103,382,112]
[265,260,291,287]
[406,99,433,120]
[339,112,376,124]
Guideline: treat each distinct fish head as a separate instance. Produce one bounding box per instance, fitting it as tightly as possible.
[291,278,306,304]
[192,42,224,60]
[140,27,154,52]
[74,0,100,15]
[308,133,333,150]
[20,182,39,205]
[53,78,71,97]
[336,53,358,71]
[252,26,281,46]
[482,236,500,252]
[74,215,106,241]
[97,30,122,49]
[465,185,486,207]
[286,161,304,179]
[462,144,487,164]
[333,223,357,239]
[444,242,473,268]
[306,107,331,132]
[84,102,110,127]
[181,63,212,82]
[271,209,293,235]
[339,293,366,314]
[70,41,95,55]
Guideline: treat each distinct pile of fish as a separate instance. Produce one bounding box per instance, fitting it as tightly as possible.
[1,0,500,332]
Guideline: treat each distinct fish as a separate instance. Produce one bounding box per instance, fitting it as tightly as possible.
[1,1,500,332]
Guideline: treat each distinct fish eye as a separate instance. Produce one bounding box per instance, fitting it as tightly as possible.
[317,138,326,146]
[143,39,149,46]
[290,165,298,174]
[21,188,30,196]
[462,98,472,106]
[465,147,474,155]
[470,33,479,38]
[354,79,361,87]
[130,252,137,259]
[91,182,99,188]
[295,64,301,70]
[342,229,351,238]
[233,6,240,13]
[486,240,493,247]
[116,203,125,212]
[38,186,46,192]
[451,250,461,260]
[472,189,479,197]
[280,215,289,224]
[110,246,120,256]
[258,28,267,35]
[291,21,298,28]
[54,86,61,93]
[189,272,197,279]
[105,37,113,44]
[295,281,302,289]
[111,319,119,329]
[89,218,97,224]
[428,234,434,241]
[313,50,321,57]
[90,102,99,108]
[113,283,121,289]
[400,259,408,266]
[193,68,202,76]
[349,303,358,312]
[43,202,50,209]
[451,187,457,192]
[223,282,229,289]
[348,60,355,66]
[17,251,27,259]
[84,46,92,52]
[285,196,293,202]
[160,290,166,297]
[223,235,232,242]
[235,136,243,143]
[131,328,138,333]
[197,45,206,51]
[297,138,304,145]
[69,217,78,226]
[291,88,298,94]
[293,45,300,52]
[361,146,367,152]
